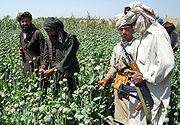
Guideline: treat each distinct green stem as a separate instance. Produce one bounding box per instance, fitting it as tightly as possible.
[34,114,37,125]
[90,92,92,103]
[101,118,103,125]
[99,91,103,105]
[64,114,67,125]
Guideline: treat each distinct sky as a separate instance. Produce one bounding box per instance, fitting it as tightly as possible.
[0,0,180,20]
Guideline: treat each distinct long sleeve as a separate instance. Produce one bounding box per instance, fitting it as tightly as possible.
[106,50,118,79]
[41,39,49,66]
[55,36,79,73]
[19,33,23,48]
[137,26,175,85]
[171,31,179,48]
[37,31,45,64]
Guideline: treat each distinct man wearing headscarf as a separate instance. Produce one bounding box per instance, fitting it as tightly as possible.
[163,21,179,52]
[40,17,80,94]
[119,2,175,125]
[96,14,140,125]
[17,11,45,77]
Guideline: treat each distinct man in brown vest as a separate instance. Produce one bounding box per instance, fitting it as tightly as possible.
[17,11,45,77]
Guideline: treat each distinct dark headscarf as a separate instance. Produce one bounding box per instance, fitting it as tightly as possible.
[44,17,67,44]
[162,21,175,32]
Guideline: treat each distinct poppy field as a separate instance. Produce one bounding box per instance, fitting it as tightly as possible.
[0,16,179,125]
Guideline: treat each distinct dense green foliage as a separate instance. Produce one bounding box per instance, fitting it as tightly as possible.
[0,16,179,125]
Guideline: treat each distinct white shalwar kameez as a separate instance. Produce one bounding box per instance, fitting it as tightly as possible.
[129,23,175,125]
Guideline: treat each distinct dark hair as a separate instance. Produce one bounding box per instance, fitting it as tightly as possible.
[16,11,32,23]
[162,21,175,31]
[44,17,64,31]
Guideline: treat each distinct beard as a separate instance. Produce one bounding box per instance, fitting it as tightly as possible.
[49,34,58,43]
[21,24,31,33]
[122,34,128,40]
[49,35,56,39]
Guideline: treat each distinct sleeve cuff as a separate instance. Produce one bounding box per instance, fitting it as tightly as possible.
[55,65,64,73]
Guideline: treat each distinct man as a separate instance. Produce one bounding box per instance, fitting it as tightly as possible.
[96,14,140,125]
[17,11,45,77]
[162,21,179,52]
[119,2,175,125]
[40,17,80,94]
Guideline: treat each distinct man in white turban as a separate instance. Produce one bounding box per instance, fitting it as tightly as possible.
[96,13,140,125]
[119,1,175,125]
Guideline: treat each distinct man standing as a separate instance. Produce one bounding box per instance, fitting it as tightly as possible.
[96,15,140,125]
[17,11,45,77]
[40,17,80,94]
[162,21,179,52]
[120,2,175,125]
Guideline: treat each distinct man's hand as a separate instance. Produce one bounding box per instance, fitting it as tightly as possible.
[39,65,47,79]
[95,76,109,89]
[39,65,47,71]
[43,67,56,80]
[128,70,144,85]
[18,48,23,57]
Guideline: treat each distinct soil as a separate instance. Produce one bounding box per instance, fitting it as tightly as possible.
[162,18,180,26]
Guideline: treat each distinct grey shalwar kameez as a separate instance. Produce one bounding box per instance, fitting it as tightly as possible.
[42,17,80,93]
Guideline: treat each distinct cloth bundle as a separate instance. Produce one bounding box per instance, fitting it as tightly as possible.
[115,1,159,35]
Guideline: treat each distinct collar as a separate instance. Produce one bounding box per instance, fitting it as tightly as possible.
[122,38,136,47]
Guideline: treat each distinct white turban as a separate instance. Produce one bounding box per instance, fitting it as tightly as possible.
[115,13,130,30]
[117,1,159,35]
